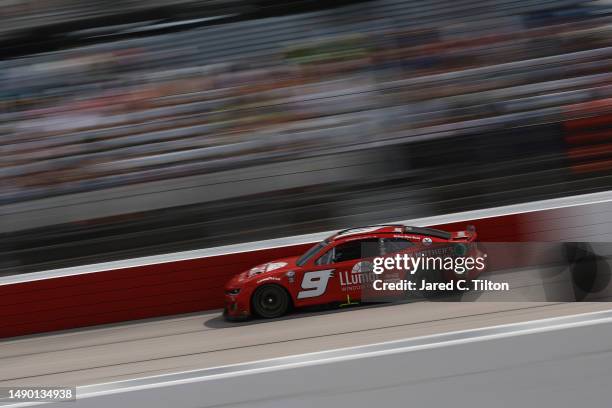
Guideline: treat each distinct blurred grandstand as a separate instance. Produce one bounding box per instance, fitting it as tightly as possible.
[2,0,612,273]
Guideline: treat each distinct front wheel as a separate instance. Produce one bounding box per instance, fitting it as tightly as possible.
[251,284,290,318]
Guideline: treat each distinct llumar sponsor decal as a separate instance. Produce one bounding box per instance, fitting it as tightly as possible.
[338,261,377,292]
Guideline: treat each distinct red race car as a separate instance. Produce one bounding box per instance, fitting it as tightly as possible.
[224,224,483,320]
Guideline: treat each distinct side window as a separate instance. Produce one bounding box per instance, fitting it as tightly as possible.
[382,238,415,255]
[316,238,380,265]
[316,248,335,265]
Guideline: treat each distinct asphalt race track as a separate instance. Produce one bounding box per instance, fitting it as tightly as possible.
[53,309,612,408]
[2,299,612,389]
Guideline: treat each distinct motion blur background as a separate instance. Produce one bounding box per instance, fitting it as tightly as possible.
[2,0,612,274]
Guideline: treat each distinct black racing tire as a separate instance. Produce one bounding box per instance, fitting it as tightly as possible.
[251,284,290,319]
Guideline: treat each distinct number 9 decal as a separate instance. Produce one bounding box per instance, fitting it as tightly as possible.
[297,269,334,299]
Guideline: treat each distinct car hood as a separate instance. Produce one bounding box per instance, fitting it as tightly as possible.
[227,256,299,287]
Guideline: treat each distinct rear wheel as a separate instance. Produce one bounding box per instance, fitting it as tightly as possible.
[251,285,290,318]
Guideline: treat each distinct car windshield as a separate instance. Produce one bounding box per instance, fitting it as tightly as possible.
[296,240,328,266]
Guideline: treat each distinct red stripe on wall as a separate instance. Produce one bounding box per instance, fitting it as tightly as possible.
[0,244,312,338]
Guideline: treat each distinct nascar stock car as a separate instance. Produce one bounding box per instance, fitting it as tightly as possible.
[224,224,484,320]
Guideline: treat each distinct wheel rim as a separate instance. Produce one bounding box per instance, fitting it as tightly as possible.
[255,286,286,317]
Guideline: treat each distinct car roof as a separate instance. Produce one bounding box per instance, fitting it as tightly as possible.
[329,224,451,241]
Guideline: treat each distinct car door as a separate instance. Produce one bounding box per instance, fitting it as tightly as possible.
[295,237,381,306]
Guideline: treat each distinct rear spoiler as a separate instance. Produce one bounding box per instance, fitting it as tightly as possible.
[404,226,451,240]
[452,225,477,240]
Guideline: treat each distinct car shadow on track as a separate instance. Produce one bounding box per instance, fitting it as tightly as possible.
[203,302,394,329]
[203,293,464,329]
